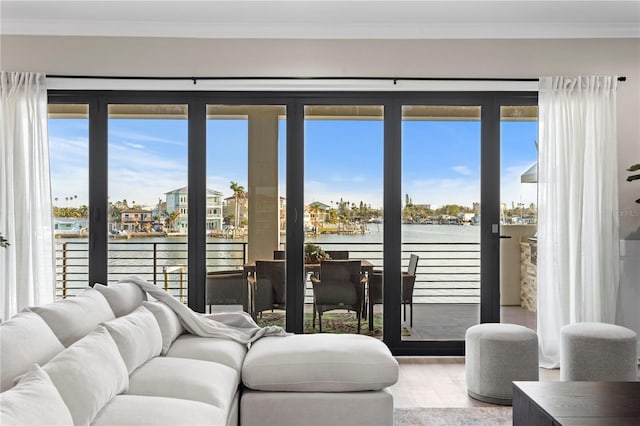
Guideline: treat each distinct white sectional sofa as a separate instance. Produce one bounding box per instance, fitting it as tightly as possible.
[0,282,399,426]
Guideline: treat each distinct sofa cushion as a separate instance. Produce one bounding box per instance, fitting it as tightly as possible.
[92,395,228,426]
[0,364,73,426]
[242,334,399,392]
[30,287,115,347]
[102,305,163,374]
[126,357,238,411]
[0,311,64,392]
[94,282,147,317]
[166,334,247,371]
[43,326,129,426]
[142,301,184,355]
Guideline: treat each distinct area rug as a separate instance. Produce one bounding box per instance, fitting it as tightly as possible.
[393,407,512,426]
[256,312,410,338]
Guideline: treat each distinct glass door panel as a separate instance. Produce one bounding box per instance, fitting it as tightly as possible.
[206,105,287,325]
[107,104,189,301]
[303,105,384,337]
[401,105,482,341]
[48,104,89,298]
[499,105,539,328]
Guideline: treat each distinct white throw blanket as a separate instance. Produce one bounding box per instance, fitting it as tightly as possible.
[119,276,289,344]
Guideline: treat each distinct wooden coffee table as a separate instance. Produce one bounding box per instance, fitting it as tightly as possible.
[513,381,640,425]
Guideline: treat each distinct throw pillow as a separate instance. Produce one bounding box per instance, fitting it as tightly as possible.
[102,305,163,373]
[94,282,147,317]
[43,326,129,426]
[142,301,185,355]
[0,364,73,426]
[0,311,64,392]
[29,288,115,347]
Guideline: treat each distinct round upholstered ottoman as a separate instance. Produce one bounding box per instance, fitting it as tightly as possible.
[465,323,539,405]
[560,322,638,381]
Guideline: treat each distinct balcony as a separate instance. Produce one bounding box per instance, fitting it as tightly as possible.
[56,240,480,302]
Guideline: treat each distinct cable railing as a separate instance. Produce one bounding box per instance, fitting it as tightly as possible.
[55,240,480,303]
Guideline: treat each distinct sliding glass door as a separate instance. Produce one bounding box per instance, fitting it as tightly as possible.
[48,90,536,355]
[206,104,287,325]
[107,104,189,300]
[400,105,482,342]
[303,104,384,337]
[48,103,89,297]
[499,103,539,328]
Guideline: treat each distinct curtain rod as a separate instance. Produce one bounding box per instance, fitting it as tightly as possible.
[46,75,627,85]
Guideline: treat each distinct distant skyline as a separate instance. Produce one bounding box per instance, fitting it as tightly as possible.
[49,116,537,211]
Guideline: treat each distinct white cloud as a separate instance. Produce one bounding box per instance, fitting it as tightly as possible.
[109,129,183,146]
[451,165,472,176]
[304,180,382,208]
[500,163,537,207]
[406,177,480,208]
[330,174,368,183]
[125,142,145,150]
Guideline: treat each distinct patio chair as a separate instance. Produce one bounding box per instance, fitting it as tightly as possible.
[367,254,419,330]
[206,270,249,313]
[310,260,364,333]
[251,260,286,320]
[326,250,349,260]
[403,254,419,326]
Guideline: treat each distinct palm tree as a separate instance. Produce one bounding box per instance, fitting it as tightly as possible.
[230,181,246,237]
[310,204,322,236]
[165,210,181,232]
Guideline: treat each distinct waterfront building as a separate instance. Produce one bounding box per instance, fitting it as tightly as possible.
[166,187,224,233]
[53,218,88,236]
[223,195,248,229]
[305,201,330,230]
[120,209,153,232]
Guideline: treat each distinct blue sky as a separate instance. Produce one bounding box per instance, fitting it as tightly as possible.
[49,116,537,209]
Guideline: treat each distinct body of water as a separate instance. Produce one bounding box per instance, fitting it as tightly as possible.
[56,224,481,300]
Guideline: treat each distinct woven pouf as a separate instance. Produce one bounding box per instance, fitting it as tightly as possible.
[465,323,539,405]
[560,322,638,381]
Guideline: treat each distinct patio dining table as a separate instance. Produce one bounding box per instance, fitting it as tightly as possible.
[242,259,374,279]
[243,259,375,321]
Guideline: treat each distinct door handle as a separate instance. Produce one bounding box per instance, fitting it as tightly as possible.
[499,235,512,239]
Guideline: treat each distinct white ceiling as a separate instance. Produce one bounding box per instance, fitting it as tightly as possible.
[1,0,638,39]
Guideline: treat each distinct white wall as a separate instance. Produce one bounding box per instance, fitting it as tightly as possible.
[2,37,638,237]
[2,36,639,327]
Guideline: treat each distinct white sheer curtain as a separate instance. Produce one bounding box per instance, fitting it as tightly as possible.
[0,72,54,321]
[537,76,620,368]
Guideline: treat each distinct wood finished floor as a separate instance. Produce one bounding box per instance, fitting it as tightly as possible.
[389,357,560,409]
[389,305,560,409]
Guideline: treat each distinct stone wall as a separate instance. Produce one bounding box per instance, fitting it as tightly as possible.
[520,241,537,312]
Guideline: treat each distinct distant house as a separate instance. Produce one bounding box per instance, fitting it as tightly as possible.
[166,186,224,232]
[223,195,248,227]
[120,209,153,231]
[457,212,476,224]
[305,201,330,230]
[54,218,88,236]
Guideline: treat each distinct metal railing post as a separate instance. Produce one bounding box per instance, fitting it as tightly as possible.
[153,242,157,285]
[163,266,169,292]
[242,242,247,266]
[62,242,68,298]
[179,267,185,303]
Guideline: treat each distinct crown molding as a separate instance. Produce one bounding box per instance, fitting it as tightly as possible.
[3,19,639,39]
[2,0,639,40]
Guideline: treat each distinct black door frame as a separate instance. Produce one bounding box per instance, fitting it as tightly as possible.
[48,90,537,356]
